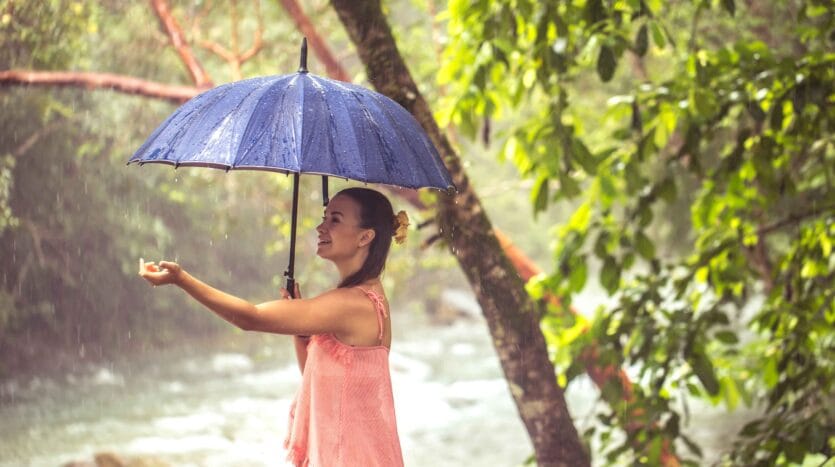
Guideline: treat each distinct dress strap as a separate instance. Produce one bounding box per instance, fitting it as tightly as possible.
[357,287,388,344]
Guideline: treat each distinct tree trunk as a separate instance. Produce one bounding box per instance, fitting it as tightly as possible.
[329,1,590,465]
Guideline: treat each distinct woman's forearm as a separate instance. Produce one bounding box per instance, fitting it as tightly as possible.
[176,270,258,329]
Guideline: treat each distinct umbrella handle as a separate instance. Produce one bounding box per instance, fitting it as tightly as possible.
[285,276,297,299]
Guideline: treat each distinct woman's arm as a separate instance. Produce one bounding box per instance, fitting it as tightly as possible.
[138,259,358,337]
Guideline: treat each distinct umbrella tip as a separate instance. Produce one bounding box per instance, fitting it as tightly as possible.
[298,37,308,74]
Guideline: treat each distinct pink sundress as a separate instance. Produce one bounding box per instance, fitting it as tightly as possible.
[284,288,404,467]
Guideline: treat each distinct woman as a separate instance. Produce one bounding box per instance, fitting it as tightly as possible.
[139,187,408,467]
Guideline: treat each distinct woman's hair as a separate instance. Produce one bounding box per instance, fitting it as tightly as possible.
[336,187,396,288]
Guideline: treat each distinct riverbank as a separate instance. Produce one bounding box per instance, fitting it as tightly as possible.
[0,311,534,467]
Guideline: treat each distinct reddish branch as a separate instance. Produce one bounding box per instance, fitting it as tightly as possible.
[196,0,264,80]
[278,0,351,82]
[150,0,213,88]
[0,70,198,104]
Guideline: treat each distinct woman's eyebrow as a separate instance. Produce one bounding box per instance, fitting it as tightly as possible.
[324,211,344,218]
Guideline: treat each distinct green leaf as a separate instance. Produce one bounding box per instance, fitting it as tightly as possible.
[680,433,704,457]
[785,441,805,463]
[722,0,736,17]
[714,330,739,344]
[656,177,677,202]
[558,171,582,198]
[634,230,656,259]
[572,138,598,173]
[601,257,621,294]
[594,232,610,259]
[691,88,718,117]
[635,24,649,56]
[769,99,784,130]
[597,45,617,82]
[650,21,666,49]
[569,259,588,292]
[664,412,681,438]
[739,419,763,437]
[531,174,550,215]
[584,0,606,25]
[692,351,720,396]
[568,201,593,232]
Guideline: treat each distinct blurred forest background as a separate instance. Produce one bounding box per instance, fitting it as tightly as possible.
[1,0,833,466]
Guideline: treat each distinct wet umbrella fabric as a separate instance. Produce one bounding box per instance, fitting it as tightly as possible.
[129,73,452,190]
[128,47,453,293]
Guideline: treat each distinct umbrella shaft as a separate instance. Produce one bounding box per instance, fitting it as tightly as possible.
[285,173,300,298]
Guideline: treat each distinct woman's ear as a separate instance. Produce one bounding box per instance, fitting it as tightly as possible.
[359,229,376,247]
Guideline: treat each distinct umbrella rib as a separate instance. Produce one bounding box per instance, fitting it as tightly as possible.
[351,91,394,185]
[308,76,345,178]
[370,93,423,187]
[227,77,284,169]
[157,91,227,163]
[294,74,304,172]
[183,80,267,166]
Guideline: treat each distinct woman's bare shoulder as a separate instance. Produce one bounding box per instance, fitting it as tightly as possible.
[313,287,374,311]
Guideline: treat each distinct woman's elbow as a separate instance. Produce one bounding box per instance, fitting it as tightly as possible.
[236,313,281,334]
[235,314,260,332]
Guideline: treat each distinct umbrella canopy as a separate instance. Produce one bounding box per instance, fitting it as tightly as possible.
[129,39,454,293]
[129,50,451,191]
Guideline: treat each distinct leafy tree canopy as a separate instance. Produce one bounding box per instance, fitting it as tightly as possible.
[441,0,834,464]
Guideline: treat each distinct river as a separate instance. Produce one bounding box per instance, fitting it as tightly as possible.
[0,294,746,466]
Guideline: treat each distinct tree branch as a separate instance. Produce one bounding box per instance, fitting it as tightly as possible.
[19,218,78,288]
[239,0,264,63]
[195,0,263,80]
[199,40,237,63]
[758,204,835,236]
[278,0,351,82]
[0,70,199,103]
[150,0,213,88]
[11,120,62,158]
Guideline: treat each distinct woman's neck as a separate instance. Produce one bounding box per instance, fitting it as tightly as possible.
[335,252,368,284]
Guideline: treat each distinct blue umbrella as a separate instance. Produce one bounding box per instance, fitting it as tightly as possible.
[129,39,454,294]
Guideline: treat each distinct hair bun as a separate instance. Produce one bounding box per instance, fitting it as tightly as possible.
[393,210,409,245]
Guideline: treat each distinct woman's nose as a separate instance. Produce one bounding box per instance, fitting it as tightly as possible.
[316,222,325,233]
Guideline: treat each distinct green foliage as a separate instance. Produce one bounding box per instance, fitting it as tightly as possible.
[0,0,464,376]
[443,0,835,464]
[0,1,305,367]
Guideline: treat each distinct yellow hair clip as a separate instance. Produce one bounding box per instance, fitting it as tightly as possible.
[393,210,409,245]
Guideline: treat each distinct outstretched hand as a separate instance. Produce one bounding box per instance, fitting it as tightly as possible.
[139,258,182,286]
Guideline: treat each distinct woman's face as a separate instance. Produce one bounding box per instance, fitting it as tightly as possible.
[315,194,373,261]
